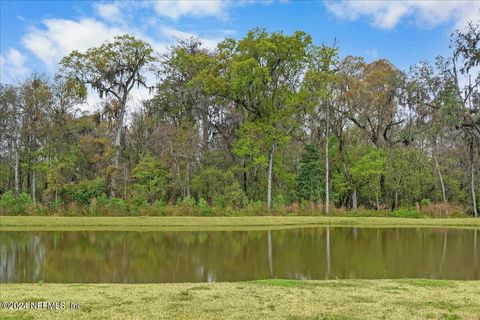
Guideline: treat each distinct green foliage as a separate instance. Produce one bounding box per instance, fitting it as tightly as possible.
[0,191,32,215]
[272,195,288,208]
[191,167,234,202]
[296,144,323,202]
[225,182,248,209]
[1,25,479,217]
[389,208,420,218]
[233,120,289,167]
[131,155,168,203]
[181,196,197,207]
[59,34,155,100]
[420,199,432,207]
[62,178,106,206]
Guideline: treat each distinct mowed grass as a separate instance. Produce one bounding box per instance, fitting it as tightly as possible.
[1,280,480,319]
[1,216,479,231]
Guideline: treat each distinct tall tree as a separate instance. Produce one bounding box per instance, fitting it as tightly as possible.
[303,45,338,213]
[212,29,312,208]
[59,35,155,196]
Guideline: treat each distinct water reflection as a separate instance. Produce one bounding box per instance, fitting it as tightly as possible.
[0,227,478,283]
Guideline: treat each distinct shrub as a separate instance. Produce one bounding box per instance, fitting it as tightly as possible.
[225,182,247,209]
[389,208,420,218]
[420,199,432,207]
[245,201,267,215]
[420,203,466,217]
[0,191,32,215]
[181,196,196,207]
[49,199,63,209]
[62,178,106,206]
[130,155,168,203]
[272,195,287,208]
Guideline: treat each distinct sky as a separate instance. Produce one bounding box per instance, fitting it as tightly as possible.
[1,0,479,107]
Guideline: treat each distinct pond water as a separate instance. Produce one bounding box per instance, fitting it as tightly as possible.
[0,227,478,283]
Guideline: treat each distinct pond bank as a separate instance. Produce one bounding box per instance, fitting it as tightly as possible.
[0,216,479,231]
[1,279,479,319]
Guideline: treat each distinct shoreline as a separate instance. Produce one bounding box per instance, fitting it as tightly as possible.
[1,216,479,231]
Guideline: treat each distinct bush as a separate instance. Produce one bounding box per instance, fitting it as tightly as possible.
[140,200,167,216]
[212,195,226,208]
[0,191,32,215]
[420,203,466,217]
[272,195,287,208]
[420,199,431,207]
[225,183,247,209]
[62,178,106,206]
[88,194,129,216]
[389,208,420,218]
[181,196,196,207]
[244,201,267,215]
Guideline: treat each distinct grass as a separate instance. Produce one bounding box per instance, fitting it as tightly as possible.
[0,216,479,231]
[0,280,479,319]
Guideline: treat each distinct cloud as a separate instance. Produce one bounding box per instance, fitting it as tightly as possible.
[325,1,480,30]
[152,0,229,19]
[22,18,124,68]
[22,18,167,69]
[0,48,30,81]
[94,2,122,23]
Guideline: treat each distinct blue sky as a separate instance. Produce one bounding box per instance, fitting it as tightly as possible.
[1,0,479,85]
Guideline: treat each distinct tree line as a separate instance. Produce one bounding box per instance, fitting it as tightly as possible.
[0,23,478,216]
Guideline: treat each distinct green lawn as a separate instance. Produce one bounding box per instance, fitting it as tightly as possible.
[1,280,479,319]
[1,216,479,231]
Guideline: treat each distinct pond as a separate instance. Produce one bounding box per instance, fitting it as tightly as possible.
[0,227,478,283]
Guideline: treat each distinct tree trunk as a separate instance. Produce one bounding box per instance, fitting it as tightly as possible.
[31,170,36,204]
[14,147,20,195]
[110,100,127,198]
[325,104,330,214]
[186,162,191,198]
[470,145,478,217]
[434,154,448,214]
[394,189,399,209]
[202,107,209,151]
[243,160,247,194]
[267,141,276,209]
[352,188,358,210]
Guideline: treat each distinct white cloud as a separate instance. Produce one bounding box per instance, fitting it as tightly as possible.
[0,48,30,81]
[152,0,229,19]
[22,18,168,69]
[22,18,124,68]
[94,2,122,23]
[20,17,167,111]
[325,1,480,30]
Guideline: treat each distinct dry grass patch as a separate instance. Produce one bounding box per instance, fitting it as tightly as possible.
[1,280,479,319]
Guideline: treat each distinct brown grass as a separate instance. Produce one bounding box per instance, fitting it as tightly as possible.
[0,280,479,319]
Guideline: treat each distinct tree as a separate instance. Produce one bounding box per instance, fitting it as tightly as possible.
[406,21,479,216]
[131,154,168,203]
[212,29,312,208]
[59,35,155,197]
[302,44,338,213]
[451,21,479,217]
[296,144,323,203]
[0,84,22,195]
